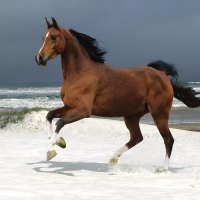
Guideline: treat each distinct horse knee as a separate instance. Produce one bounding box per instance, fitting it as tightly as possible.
[46,111,54,122]
[55,118,66,133]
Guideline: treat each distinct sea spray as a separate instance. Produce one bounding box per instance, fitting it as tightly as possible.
[0,107,46,129]
[3,110,48,133]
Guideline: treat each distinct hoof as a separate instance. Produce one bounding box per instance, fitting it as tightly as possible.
[109,158,118,167]
[56,137,66,149]
[46,150,57,161]
[155,167,168,173]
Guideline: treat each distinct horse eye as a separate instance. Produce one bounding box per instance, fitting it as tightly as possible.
[50,35,57,41]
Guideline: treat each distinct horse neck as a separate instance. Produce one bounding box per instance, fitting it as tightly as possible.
[61,29,91,79]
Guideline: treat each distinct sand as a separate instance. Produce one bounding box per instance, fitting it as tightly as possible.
[0,111,200,200]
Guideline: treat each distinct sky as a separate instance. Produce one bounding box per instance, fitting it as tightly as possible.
[0,0,200,82]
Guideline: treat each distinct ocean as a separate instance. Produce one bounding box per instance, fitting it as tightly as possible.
[0,82,200,124]
[0,82,62,112]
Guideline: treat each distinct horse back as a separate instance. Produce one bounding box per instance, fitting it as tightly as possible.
[92,65,173,117]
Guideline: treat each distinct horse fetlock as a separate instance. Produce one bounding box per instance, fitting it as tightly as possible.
[50,135,57,145]
[47,129,52,139]
[46,121,53,139]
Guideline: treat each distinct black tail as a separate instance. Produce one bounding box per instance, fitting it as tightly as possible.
[147,60,200,108]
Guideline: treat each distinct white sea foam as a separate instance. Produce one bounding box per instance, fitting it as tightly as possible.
[0,98,63,109]
[0,87,60,94]
[189,82,200,84]
[5,110,48,132]
[173,98,186,108]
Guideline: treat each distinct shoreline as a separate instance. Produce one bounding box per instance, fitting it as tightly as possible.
[94,107,200,132]
[168,123,200,132]
[141,107,200,132]
[0,107,200,132]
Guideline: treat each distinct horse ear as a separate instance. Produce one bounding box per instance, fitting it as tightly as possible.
[45,17,51,29]
[51,17,59,28]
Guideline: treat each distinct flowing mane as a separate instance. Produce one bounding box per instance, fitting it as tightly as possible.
[69,29,107,63]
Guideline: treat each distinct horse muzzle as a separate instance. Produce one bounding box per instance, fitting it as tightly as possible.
[35,53,48,66]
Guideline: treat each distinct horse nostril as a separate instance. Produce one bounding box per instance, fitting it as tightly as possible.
[39,54,43,62]
[37,53,47,66]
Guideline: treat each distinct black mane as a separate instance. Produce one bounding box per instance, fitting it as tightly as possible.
[69,29,107,63]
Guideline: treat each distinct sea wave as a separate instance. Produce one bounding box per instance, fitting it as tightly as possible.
[0,98,62,109]
[0,82,199,111]
[188,82,200,84]
[172,98,185,108]
[0,87,60,95]
[2,110,48,132]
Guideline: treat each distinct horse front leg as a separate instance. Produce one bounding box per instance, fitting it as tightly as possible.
[46,106,68,161]
[47,107,91,161]
[46,106,67,139]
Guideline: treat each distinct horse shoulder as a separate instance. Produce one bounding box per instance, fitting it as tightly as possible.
[60,74,98,111]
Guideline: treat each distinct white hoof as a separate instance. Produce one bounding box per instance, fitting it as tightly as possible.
[109,158,118,167]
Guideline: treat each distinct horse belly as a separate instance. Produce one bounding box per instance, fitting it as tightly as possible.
[92,93,145,117]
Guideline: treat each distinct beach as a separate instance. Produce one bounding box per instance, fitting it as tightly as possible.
[0,111,200,200]
[0,82,200,199]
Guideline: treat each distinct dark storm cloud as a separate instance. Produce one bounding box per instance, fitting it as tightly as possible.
[0,0,200,82]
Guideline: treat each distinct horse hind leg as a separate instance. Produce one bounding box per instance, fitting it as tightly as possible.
[153,115,174,172]
[109,116,143,166]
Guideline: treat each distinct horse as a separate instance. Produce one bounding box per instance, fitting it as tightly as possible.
[35,17,200,171]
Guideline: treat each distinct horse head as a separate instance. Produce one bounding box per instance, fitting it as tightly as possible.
[35,17,66,66]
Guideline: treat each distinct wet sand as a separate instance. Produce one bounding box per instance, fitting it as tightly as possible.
[96,107,200,132]
[169,123,200,132]
[141,107,200,132]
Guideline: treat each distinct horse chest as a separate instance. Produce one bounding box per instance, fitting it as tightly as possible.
[60,86,76,107]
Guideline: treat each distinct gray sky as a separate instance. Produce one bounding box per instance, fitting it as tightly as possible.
[0,0,200,82]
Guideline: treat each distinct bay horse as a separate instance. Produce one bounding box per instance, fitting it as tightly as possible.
[35,18,200,171]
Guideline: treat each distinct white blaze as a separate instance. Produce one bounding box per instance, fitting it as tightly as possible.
[38,31,49,55]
